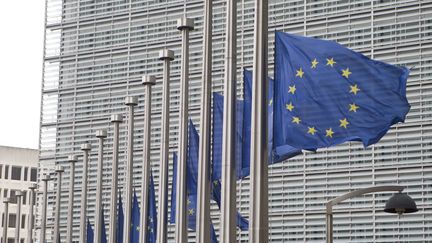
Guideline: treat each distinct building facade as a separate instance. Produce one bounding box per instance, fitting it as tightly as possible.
[0,146,38,243]
[39,0,431,242]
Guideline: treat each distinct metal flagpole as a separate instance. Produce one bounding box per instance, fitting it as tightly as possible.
[196,1,213,242]
[2,198,11,243]
[28,183,37,243]
[124,96,138,243]
[66,155,78,243]
[249,0,269,242]
[40,174,51,243]
[14,191,23,243]
[156,49,174,243]
[139,75,156,243]
[175,17,194,243]
[95,130,107,243]
[79,143,91,243]
[221,0,237,242]
[54,166,64,243]
[109,114,123,243]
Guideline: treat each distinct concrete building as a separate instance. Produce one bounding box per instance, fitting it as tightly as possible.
[0,146,38,243]
[39,0,431,242]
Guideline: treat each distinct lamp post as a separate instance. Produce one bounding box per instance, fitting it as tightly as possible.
[326,186,418,243]
[40,174,51,243]
[2,197,11,243]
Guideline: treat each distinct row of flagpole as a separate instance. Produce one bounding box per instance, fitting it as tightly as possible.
[31,0,270,241]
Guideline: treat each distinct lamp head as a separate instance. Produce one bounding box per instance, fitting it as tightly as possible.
[384,192,418,215]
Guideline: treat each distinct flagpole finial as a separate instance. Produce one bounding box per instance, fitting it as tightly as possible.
[95,129,107,138]
[81,143,91,151]
[142,75,156,86]
[29,183,38,190]
[159,49,174,61]
[111,114,123,123]
[68,155,78,162]
[177,17,194,31]
[55,166,64,173]
[125,96,138,106]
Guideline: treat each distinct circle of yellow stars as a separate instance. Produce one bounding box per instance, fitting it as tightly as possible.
[285,57,361,139]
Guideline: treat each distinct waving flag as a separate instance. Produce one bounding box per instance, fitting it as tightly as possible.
[274,31,410,150]
[130,192,140,243]
[147,172,157,243]
[87,220,94,243]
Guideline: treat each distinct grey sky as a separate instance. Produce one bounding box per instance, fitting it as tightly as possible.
[0,1,45,149]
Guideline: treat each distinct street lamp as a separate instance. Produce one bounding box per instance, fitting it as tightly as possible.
[326,186,418,243]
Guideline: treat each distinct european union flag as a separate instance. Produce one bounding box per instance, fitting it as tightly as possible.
[87,220,94,243]
[171,121,248,241]
[274,31,410,150]
[243,69,302,164]
[101,209,108,243]
[117,193,124,243]
[130,191,140,243]
[147,171,157,243]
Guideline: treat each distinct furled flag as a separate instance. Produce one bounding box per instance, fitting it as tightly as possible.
[101,209,108,243]
[243,69,302,165]
[274,31,410,150]
[147,171,157,243]
[130,191,140,243]
[170,121,248,241]
[117,193,124,243]
[87,220,94,243]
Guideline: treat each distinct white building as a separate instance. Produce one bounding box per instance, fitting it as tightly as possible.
[39,0,431,242]
[0,146,38,243]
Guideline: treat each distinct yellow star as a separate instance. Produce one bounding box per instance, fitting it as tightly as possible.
[326,128,334,138]
[326,58,336,67]
[349,103,359,112]
[350,84,360,95]
[286,102,294,111]
[292,117,301,124]
[339,118,349,128]
[288,85,296,94]
[188,208,194,215]
[213,180,219,186]
[341,68,352,78]
[311,58,319,69]
[269,99,273,106]
[136,226,140,231]
[149,217,153,223]
[187,197,191,205]
[296,68,304,78]
[307,127,317,135]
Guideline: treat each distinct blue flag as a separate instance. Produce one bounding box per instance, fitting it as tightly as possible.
[243,69,302,164]
[101,209,108,243]
[117,193,124,243]
[147,171,157,243]
[87,220,94,243]
[170,121,248,241]
[130,191,140,243]
[274,31,410,150]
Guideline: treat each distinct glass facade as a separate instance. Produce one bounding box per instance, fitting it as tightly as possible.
[39,0,432,242]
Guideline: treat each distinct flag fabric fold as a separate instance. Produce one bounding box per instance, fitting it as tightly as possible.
[147,171,157,243]
[87,220,94,243]
[274,31,410,150]
[117,193,124,243]
[101,209,108,243]
[130,191,140,243]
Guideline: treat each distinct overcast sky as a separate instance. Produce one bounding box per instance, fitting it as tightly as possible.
[0,2,45,149]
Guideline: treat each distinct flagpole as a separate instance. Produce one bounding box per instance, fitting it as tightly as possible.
[2,198,10,243]
[95,129,107,243]
[54,166,64,243]
[124,96,138,243]
[28,183,37,243]
[196,0,213,242]
[40,174,51,243]
[79,143,91,243]
[109,114,123,243]
[139,75,156,243]
[220,0,238,242]
[156,49,174,243]
[67,155,78,243]
[249,0,269,242]
[175,17,194,243]
[14,191,23,243]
